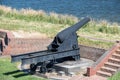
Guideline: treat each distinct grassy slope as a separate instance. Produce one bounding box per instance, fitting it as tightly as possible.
[108,72,120,80]
[0,13,116,49]
[0,15,115,49]
[0,57,46,80]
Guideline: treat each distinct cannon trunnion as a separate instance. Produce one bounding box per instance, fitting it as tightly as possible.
[11,18,90,74]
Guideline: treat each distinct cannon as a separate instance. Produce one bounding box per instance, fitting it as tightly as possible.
[11,18,90,74]
[48,18,90,52]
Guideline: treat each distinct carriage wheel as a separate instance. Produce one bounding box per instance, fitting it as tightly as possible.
[40,66,47,74]
[30,63,37,74]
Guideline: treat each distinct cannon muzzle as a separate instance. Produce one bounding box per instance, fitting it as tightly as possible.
[62,17,90,34]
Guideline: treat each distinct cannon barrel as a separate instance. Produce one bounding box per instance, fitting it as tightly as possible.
[48,18,90,51]
[60,18,90,33]
[56,18,90,42]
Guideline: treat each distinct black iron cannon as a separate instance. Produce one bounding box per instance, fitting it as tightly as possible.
[11,18,90,74]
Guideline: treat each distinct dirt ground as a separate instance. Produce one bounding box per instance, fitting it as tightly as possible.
[12,30,48,39]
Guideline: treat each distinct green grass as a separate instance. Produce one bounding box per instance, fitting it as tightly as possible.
[108,72,120,80]
[0,57,46,80]
[0,5,120,49]
[78,37,114,49]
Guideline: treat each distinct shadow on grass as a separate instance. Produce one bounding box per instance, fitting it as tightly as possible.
[3,70,21,75]
[13,73,30,78]
[3,69,31,78]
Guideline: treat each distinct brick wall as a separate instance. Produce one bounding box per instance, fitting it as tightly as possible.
[2,38,52,55]
[2,38,106,60]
